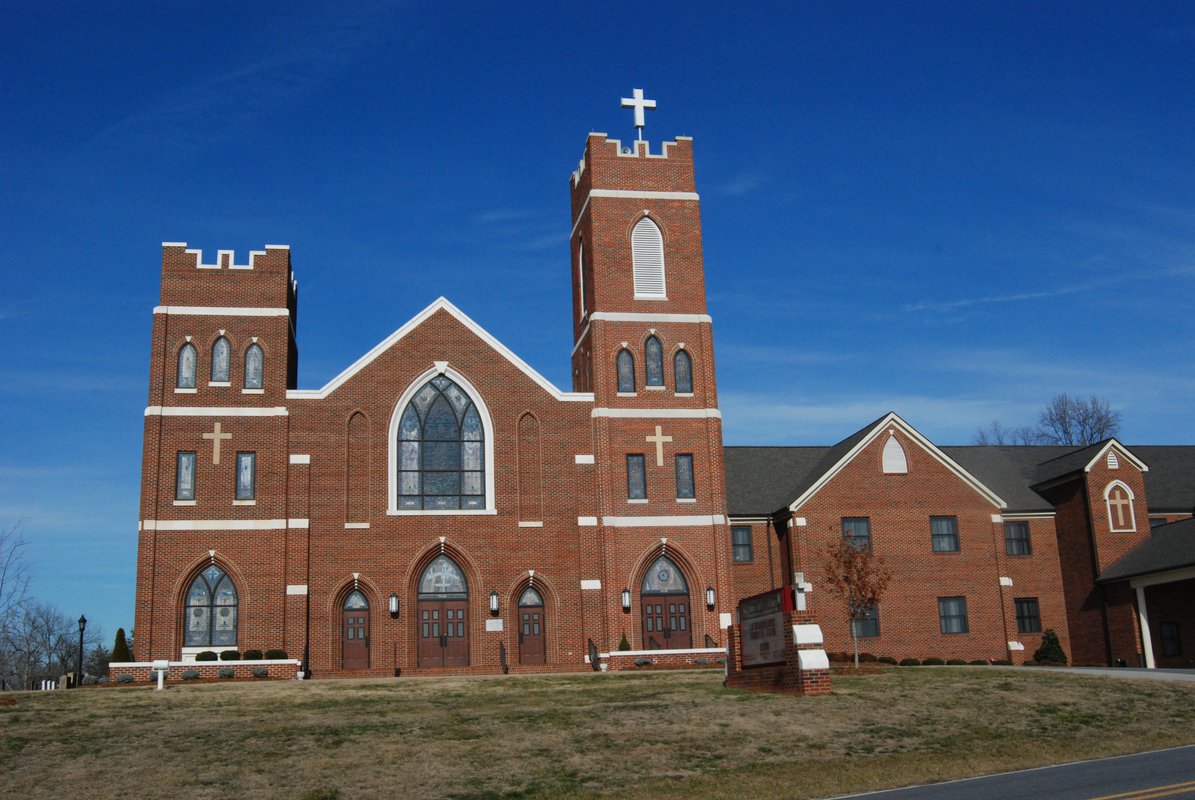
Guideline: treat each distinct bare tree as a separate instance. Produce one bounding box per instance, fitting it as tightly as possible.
[0,521,30,625]
[821,536,892,669]
[1037,393,1122,446]
[974,394,1122,447]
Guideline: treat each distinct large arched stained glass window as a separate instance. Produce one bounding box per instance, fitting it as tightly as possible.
[211,337,231,383]
[397,376,485,510]
[641,556,689,594]
[244,344,263,390]
[674,349,692,394]
[616,350,636,393]
[645,336,664,386]
[184,565,237,647]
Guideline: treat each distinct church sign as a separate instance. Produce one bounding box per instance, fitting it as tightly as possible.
[737,587,792,668]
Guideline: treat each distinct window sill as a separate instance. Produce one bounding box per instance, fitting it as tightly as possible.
[344,522,370,529]
[518,521,544,527]
[242,388,264,395]
[627,498,648,504]
[676,498,697,504]
[645,385,665,391]
[233,499,256,506]
[616,392,637,398]
[173,499,196,506]
[675,392,694,398]
[633,295,669,301]
[208,381,231,388]
[174,388,197,394]
[388,509,497,516]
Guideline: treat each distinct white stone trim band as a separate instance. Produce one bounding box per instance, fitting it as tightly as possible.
[589,311,712,323]
[146,406,289,417]
[592,408,721,419]
[289,454,311,464]
[602,514,725,527]
[153,306,290,317]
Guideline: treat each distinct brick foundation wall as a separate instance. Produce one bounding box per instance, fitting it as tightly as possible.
[109,659,301,683]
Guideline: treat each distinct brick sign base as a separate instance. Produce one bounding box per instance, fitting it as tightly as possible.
[724,612,831,696]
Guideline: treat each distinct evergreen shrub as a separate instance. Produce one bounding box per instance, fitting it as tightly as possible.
[878,656,898,665]
[923,657,946,666]
[1033,629,1068,665]
[858,652,878,663]
[218,667,236,678]
[181,669,201,680]
[970,659,989,666]
[899,658,921,666]
[618,634,631,651]
[195,651,218,662]
[264,649,288,660]
[116,674,134,684]
[251,666,269,678]
[242,649,263,661]
[219,650,240,661]
[946,658,967,665]
[111,628,132,663]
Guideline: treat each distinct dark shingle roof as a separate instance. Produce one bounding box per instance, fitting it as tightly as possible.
[723,446,828,516]
[1134,446,1195,513]
[1098,517,1195,582]
[941,446,1070,513]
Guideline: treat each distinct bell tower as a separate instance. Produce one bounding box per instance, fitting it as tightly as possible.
[569,94,732,653]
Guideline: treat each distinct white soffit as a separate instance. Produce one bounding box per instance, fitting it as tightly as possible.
[286,297,594,403]
[789,412,1006,511]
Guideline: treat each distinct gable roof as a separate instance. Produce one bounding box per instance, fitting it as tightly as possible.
[287,297,593,403]
[1133,446,1195,513]
[724,446,828,516]
[1098,517,1195,583]
[1031,438,1148,489]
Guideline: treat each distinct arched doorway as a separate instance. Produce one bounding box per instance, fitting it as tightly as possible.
[517,586,546,665]
[417,555,469,667]
[641,555,692,650]
[341,590,370,669]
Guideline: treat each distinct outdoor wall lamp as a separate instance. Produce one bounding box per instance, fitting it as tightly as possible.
[621,588,632,612]
[489,590,500,615]
[705,586,716,610]
[388,593,399,618]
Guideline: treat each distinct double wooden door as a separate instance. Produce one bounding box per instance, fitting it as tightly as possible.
[418,599,469,667]
[642,594,692,650]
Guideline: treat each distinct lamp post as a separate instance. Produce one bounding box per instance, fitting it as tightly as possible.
[76,615,87,687]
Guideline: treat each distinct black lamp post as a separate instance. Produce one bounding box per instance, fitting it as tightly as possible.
[76,615,87,687]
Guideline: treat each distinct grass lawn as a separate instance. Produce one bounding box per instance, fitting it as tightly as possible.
[3,667,1194,799]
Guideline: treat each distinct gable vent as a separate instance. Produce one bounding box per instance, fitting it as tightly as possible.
[882,434,908,474]
[631,217,666,298]
[1106,450,1120,469]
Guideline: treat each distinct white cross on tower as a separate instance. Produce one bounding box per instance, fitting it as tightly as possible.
[645,425,673,467]
[1108,488,1132,528]
[621,88,656,140]
[202,421,232,465]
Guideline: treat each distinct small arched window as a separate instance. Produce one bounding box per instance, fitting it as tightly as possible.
[645,336,664,386]
[211,337,231,383]
[674,349,692,394]
[244,344,263,390]
[418,554,468,598]
[177,343,197,389]
[1105,481,1137,533]
[519,586,543,607]
[616,350,636,393]
[631,217,666,298]
[641,555,689,594]
[397,376,485,510]
[577,240,586,318]
[344,590,368,610]
[184,565,237,647]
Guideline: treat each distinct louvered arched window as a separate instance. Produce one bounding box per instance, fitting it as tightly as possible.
[645,336,664,386]
[631,217,666,298]
[616,350,636,393]
[577,240,586,317]
[211,337,230,383]
[674,349,693,394]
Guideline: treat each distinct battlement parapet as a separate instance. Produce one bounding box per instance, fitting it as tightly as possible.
[571,134,694,189]
[162,242,291,271]
[159,242,296,311]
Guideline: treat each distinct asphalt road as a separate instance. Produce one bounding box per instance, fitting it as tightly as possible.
[830,744,1195,800]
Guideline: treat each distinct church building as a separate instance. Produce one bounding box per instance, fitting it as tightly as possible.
[131,95,1195,677]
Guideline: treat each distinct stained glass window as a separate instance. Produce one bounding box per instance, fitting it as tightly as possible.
[397,376,486,510]
[344,590,368,610]
[418,555,468,599]
[236,452,255,500]
[674,349,692,393]
[675,454,695,499]
[185,565,237,647]
[211,337,230,382]
[176,451,196,500]
[616,350,635,393]
[177,343,197,389]
[244,344,263,389]
[645,336,663,386]
[641,556,688,594]
[626,454,646,500]
[519,587,543,607]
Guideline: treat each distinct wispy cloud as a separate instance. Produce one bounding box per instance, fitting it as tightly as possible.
[902,285,1086,313]
[717,172,765,197]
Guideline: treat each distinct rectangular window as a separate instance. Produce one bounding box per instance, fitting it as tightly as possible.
[841,517,871,550]
[938,596,969,634]
[1015,597,1042,633]
[626,454,646,500]
[1004,521,1032,555]
[931,516,959,552]
[853,605,880,638]
[176,451,196,500]
[675,454,695,499]
[731,525,753,562]
[235,452,256,501]
[1160,622,1182,657]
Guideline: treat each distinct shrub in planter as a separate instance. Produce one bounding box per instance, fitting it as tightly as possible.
[970,659,989,666]
[116,673,135,684]
[877,656,898,665]
[218,666,236,678]
[899,657,921,667]
[922,657,946,666]
[251,666,269,678]
[195,651,218,662]
[264,649,288,660]
[219,650,240,661]
[182,669,201,680]
[946,658,967,665]
[242,649,263,661]
[633,658,653,667]
[618,634,631,652]
[694,658,709,665]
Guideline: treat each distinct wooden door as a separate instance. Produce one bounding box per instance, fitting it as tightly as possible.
[418,600,469,667]
[519,604,545,665]
[342,608,369,669]
[642,595,691,649]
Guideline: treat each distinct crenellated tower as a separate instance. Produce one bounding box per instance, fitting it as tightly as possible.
[569,131,733,651]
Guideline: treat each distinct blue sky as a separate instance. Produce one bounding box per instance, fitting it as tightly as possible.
[3,2,1193,639]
